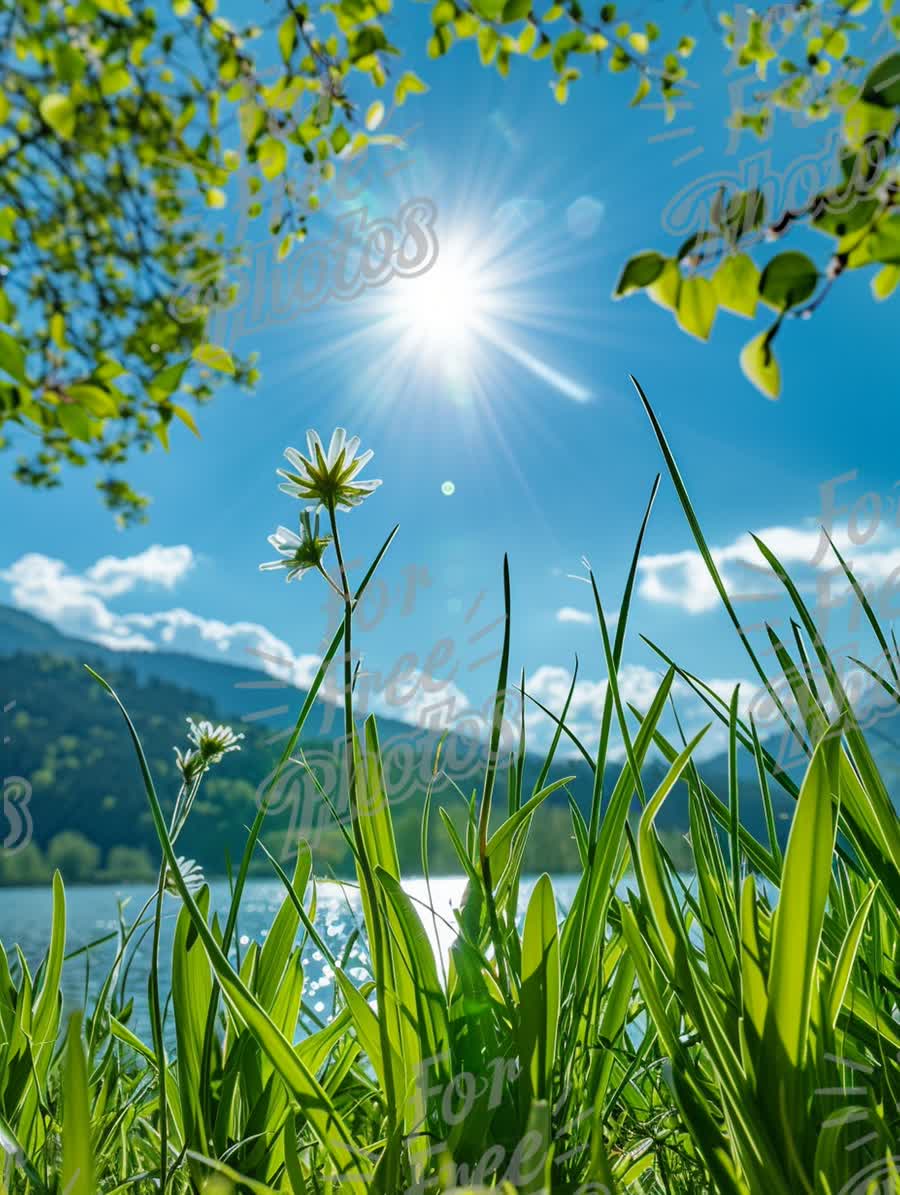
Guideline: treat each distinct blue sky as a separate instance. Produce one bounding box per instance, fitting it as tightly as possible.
[3,2,899,763]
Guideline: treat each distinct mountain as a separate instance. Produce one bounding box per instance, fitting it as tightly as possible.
[0,603,412,744]
[0,602,843,883]
[0,605,79,656]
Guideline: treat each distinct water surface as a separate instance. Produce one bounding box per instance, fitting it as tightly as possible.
[2,875,582,1039]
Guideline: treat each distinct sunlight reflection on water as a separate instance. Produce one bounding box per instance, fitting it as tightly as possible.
[1,874,650,1039]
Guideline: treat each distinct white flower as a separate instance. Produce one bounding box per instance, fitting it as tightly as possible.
[185,718,244,765]
[164,855,205,898]
[174,745,204,784]
[259,510,332,583]
[276,428,381,513]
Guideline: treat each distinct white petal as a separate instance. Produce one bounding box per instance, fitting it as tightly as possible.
[343,448,373,480]
[278,481,308,498]
[344,435,361,460]
[259,560,287,571]
[327,427,347,467]
[283,447,309,475]
[275,525,302,546]
[306,429,324,463]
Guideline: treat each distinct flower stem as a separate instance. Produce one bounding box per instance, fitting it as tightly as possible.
[149,769,204,1195]
[326,500,400,1188]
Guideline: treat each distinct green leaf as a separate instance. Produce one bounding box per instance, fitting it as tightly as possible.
[472,0,506,17]
[192,343,235,375]
[365,100,385,131]
[0,330,27,384]
[278,232,294,261]
[519,874,560,1104]
[714,253,759,318]
[330,125,350,154]
[759,251,818,310]
[375,866,450,1062]
[171,889,212,1173]
[172,404,201,437]
[630,74,651,105]
[62,1013,94,1195]
[0,205,17,240]
[740,331,781,399]
[239,102,265,146]
[95,356,126,381]
[847,216,900,268]
[50,312,66,349]
[824,29,848,59]
[827,885,877,1030]
[872,264,899,300]
[676,275,717,340]
[614,251,666,297]
[58,403,95,441]
[33,872,65,1047]
[862,51,900,107]
[148,359,188,399]
[278,15,297,62]
[763,728,839,1072]
[256,847,311,1010]
[843,98,898,147]
[647,260,681,311]
[39,93,76,138]
[68,384,118,417]
[258,137,287,181]
[99,64,131,96]
[394,71,428,105]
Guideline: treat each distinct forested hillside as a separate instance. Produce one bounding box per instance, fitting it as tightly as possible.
[0,647,722,883]
[0,651,607,882]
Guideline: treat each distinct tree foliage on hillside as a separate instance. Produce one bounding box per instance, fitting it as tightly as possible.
[2,651,629,881]
[0,0,896,518]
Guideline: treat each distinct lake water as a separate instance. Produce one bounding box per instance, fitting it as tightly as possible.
[1,876,582,1040]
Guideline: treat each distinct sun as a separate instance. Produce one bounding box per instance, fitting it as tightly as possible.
[358,216,593,414]
[287,189,597,466]
[384,237,489,363]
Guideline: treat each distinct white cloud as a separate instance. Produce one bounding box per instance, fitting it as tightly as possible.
[0,549,481,732]
[524,662,765,762]
[637,520,899,614]
[526,663,667,724]
[369,671,474,733]
[556,606,592,625]
[0,548,325,685]
[124,608,324,690]
[86,545,194,595]
[555,605,619,627]
[1,548,193,647]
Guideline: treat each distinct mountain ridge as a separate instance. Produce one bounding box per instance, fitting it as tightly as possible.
[0,601,840,884]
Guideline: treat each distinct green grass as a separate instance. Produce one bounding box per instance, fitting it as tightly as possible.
[0,381,897,1194]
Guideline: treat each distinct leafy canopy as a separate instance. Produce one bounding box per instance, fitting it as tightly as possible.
[0,0,897,520]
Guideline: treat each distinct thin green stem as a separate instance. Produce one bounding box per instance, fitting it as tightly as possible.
[148,864,169,1195]
[326,499,399,1193]
[148,769,204,1195]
